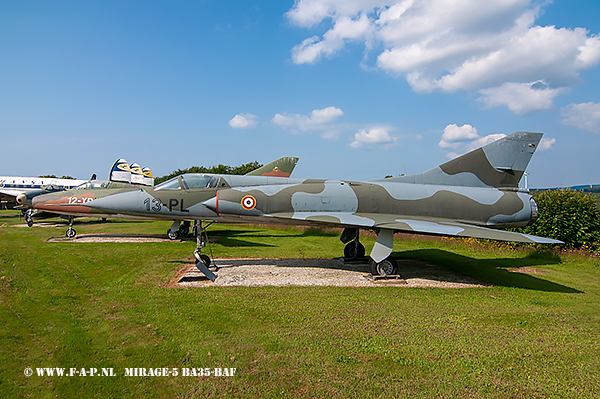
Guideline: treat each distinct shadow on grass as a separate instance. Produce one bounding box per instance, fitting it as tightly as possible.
[33,218,153,227]
[216,237,275,248]
[203,228,306,247]
[398,249,582,293]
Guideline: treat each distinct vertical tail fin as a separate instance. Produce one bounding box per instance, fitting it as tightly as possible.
[129,163,144,185]
[387,132,543,189]
[245,157,299,177]
[109,159,131,183]
[142,167,154,187]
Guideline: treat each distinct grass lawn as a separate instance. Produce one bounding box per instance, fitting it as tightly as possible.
[1,211,599,398]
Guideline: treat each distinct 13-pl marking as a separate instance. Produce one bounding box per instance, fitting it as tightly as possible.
[143,197,189,213]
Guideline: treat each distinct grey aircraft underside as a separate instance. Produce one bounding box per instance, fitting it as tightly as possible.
[76,131,562,281]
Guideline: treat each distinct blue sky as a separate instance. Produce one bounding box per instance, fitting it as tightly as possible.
[1,0,599,188]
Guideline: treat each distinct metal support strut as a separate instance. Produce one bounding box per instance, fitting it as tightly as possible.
[65,216,76,238]
[193,221,217,282]
[25,209,34,227]
[340,227,365,260]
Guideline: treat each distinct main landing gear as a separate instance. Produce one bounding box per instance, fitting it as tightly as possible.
[341,227,398,276]
[167,220,192,240]
[192,221,218,282]
[24,209,34,227]
[340,228,365,259]
[369,256,398,276]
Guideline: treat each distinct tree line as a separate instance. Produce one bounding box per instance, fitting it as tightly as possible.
[153,161,262,186]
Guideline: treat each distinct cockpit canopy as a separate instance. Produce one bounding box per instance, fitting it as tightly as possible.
[74,180,113,190]
[154,174,220,191]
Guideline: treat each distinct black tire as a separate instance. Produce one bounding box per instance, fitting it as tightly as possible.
[344,241,365,259]
[178,223,190,236]
[369,256,398,276]
[66,228,76,238]
[200,254,211,267]
[27,220,33,227]
[167,229,179,240]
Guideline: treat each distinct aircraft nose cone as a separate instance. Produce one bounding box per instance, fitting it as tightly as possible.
[202,197,217,212]
[85,190,143,213]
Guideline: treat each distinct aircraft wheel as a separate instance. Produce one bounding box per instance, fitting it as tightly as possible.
[27,220,33,227]
[167,229,180,240]
[344,241,365,259]
[370,256,398,276]
[178,224,190,236]
[200,254,211,268]
[66,228,76,238]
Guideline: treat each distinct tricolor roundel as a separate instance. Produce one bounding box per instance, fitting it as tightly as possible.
[241,195,256,211]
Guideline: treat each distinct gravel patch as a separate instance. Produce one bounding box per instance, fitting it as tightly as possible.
[169,258,489,288]
[46,234,172,243]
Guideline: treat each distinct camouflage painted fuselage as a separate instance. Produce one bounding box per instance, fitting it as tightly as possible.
[206,179,536,230]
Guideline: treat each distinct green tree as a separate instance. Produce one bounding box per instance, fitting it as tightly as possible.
[519,189,600,250]
[154,161,262,185]
[38,175,76,179]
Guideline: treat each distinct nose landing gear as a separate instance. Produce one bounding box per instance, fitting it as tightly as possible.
[65,217,76,238]
[192,221,217,282]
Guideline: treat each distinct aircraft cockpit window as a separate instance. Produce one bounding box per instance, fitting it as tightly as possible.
[180,174,219,190]
[154,177,182,191]
[74,181,111,190]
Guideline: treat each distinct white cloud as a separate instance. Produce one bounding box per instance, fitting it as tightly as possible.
[538,137,556,151]
[561,102,600,133]
[286,0,600,114]
[291,13,374,64]
[272,106,344,137]
[478,81,565,115]
[229,113,258,129]
[438,124,507,158]
[439,124,479,149]
[350,127,397,148]
[309,106,345,123]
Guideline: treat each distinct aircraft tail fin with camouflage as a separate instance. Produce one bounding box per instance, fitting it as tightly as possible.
[245,157,299,177]
[383,131,543,189]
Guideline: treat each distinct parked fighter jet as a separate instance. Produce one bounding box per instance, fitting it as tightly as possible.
[0,175,88,209]
[32,157,299,238]
[75,132,561,281]
[25,159,154,231]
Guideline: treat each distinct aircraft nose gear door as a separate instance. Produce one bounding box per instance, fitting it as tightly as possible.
[192,221,217,282]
